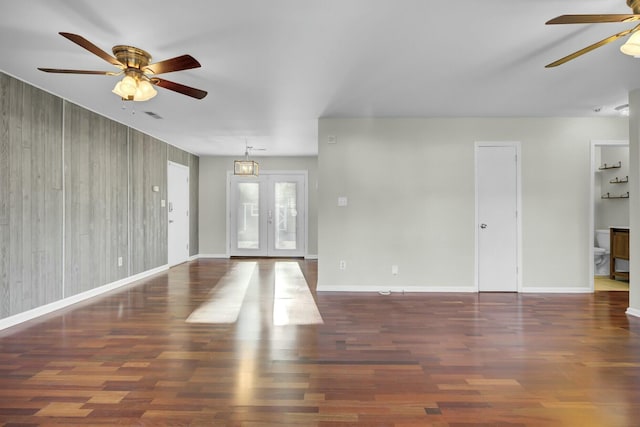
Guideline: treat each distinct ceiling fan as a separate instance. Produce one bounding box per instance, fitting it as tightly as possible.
[39,32,207,101]
[546,0,640,67]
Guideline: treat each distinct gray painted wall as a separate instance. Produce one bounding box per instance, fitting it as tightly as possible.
[317,117,628,292]
[198,156,318,256]
[0,72,199,321]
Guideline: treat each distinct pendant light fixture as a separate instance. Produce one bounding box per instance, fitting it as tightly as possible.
[234,142,259,176]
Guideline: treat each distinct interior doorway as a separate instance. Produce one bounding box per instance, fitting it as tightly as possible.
[591,140,629,292]
[228,171,307,257]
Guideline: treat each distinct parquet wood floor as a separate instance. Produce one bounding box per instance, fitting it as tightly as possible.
[0,259,639,426]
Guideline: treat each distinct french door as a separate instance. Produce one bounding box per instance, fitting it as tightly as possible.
[229,172,306,257]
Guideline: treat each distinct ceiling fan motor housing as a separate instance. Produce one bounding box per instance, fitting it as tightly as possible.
[112,45,152,71]
[628,0,640,14]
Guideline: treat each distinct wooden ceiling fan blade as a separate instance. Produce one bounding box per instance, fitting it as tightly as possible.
[545,27,636,67]
[152,78,208,99]
[546,14,640,24]
[59,32,123,68]
[38,68,117,75]
[144,55,201,75]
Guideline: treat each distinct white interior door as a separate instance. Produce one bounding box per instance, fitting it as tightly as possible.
[168,162,190,266]
[476,144,519,292]
[229,172,306,257]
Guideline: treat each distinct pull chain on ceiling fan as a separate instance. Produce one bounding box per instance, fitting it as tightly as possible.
[38,32,207,100]
[546,0,640,67]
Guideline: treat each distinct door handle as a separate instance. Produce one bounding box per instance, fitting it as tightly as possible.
[480,223,487,229]
[169,220,174,224]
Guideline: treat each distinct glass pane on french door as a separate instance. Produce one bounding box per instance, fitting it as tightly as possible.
[236,182,260,250]
[274,182,298,250]
[229,173,305,257]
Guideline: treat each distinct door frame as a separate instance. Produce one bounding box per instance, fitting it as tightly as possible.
[226,170,308,257]
[167,161,190,267]
[474,141,522,292]
[589,140,629,292]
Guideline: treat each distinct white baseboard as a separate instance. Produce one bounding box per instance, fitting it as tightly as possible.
[198,254,313,260]
[626,307,640,318]
[317,284,594,294]
[520,286,592,293]
[316,285,476,293]
[197,254,230,259]
[0,264,169,332]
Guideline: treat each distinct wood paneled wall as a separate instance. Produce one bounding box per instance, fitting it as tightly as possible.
[167,144,190,166]
[130,130,168,275]
[64,103,129,296]
[0,72,200,321]
[0,74,63,317]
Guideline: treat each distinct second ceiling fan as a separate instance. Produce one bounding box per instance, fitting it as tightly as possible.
[546,0,640,67]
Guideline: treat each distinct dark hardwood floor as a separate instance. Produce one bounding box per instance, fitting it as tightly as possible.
[0,259,639,426]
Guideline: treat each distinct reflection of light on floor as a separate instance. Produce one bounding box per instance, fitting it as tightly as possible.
[273,262,323,326]
[185,262,255,323]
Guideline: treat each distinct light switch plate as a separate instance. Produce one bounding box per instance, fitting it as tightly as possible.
[338,196,348,207]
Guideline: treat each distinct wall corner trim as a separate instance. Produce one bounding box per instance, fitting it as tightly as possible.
[626,307,640,318]
[0,265,169,332]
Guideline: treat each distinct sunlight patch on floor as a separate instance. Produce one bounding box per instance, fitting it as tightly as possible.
[273,262,324,326]
[186,262,256,323]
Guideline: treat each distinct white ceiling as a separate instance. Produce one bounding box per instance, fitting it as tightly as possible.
[1,0,639,156]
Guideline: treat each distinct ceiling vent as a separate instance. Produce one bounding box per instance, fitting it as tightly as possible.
[144,111,163,119]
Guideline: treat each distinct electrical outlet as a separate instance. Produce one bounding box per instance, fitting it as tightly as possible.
[339,260,347,270]
[391,265,399,275]
[118,257,123,267]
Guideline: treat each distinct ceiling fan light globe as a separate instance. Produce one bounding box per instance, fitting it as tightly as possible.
[111,80,126,98]
[134,79,157,101]
[121,75,138,95]
[620,31,640,56]
[112,75,138,99]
